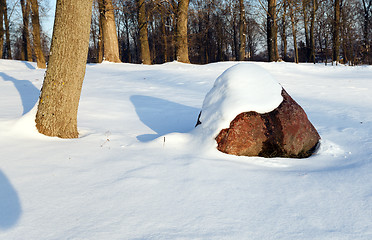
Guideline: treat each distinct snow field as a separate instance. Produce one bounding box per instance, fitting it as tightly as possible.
[0,59,371,239]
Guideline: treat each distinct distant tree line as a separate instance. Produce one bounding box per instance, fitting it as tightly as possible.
[1,0,372,65]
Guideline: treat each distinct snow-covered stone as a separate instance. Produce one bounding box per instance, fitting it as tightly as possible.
[198,63,320,158]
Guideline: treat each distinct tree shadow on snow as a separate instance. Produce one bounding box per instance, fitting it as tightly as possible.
[0,170,22,229]
[0,73,40,115]
[23,61,36,70]
[130,95,200,142]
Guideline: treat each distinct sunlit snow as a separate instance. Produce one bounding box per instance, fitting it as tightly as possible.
[1,59,372,239]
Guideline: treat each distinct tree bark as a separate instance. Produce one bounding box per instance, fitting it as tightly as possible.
[175,0,190,63]
[98,0,121,63]
[281,0,288,61]
[161,13,168,62]
[302,0,310,61]
[238,0,246,61]
[20,0,32,61]
[289,0,299,63]
[97,3,104,63]
[30,0,46,68]
[35,0,93,138]
[0,0,4,58]
[362,0,371,64]
[309,0,317,63]
[267,0,278,61]
[3,0,11,59]
[332,0,341,63]
[137,0,151,64]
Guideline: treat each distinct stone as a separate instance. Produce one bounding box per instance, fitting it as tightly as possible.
[211,89,320,158]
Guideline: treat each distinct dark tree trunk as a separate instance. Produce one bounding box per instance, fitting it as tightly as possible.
[267,0,278,61]
[0,0,4,58]
[3,0,11,59]
[137,0,151,64]
[238,0,246,61]
[309,0,317,63]
[20,0,32,61]
[332,0,341,63]
[281,0,288,61]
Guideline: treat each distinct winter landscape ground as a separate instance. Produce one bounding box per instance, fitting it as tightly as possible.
[0,59,371,239]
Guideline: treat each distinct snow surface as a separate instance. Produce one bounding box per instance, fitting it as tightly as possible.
[1,59,372,239]
[199,63,283,139]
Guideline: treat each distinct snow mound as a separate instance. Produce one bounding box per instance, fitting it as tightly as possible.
[198,63,283,137]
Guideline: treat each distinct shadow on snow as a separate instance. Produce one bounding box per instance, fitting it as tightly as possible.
[0,170,22,229]
[0,72,39,115]
[130,95,200,142]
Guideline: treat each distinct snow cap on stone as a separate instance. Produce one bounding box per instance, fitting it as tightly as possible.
[199,63,283,137]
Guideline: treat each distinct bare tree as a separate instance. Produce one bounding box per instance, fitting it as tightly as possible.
[30,0,46,68]
[362,0,372,64]
[238,0,246,60]
[137,0,151,64]
[0,0,4,57]
[35,0,93,138]
[333,0,341,63]
[3,0,11,58]
[175,0,190,63]
[20,0,32,61]
[267,0,279,61]
[98,0,121,62]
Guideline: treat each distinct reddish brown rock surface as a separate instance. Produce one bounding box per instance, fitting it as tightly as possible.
[214,89,320,158]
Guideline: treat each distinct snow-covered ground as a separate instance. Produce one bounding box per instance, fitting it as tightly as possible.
[0,59,371,239]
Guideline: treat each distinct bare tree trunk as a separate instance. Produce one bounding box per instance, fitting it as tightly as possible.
[175,0,190,63]
[137,0,151,64]
[302,0,310,61]
[332,0,341,63]
[35,0,93,138]
[20,0,32,61]
[97,3,104,63]
[289,0,298,63]
[281,0,288,61]
[362,0,372,64]
[0,0,4,58]
[238,0,246,61]
[98,0,121,62]
[161,13,168,62]
[309,0,317,63]
[267,0,278,61]
[30,0,46,68]
[4,0,11,59]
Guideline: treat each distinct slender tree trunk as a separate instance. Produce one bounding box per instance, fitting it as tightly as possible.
[4,0,11,59]
[20,0,32,61]
[175,0,190,63]
[98,0,121,63]
[238,0,246,61]
[362,0,371,64]
[30,0,46,68]
[161,13,168,62]
[332,0,341,63]
[309,0,317,63]
[124,15,131,62]
[281,0,288,61]
[0,0,4,58]
[302,0,310,61]
[137,0,151,64]
[35,0,93,138]
[267,0,278,61]
[97,4,104,63]
[289,1,298,63]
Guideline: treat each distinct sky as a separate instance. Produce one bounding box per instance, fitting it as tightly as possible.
[42,0,56,38]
